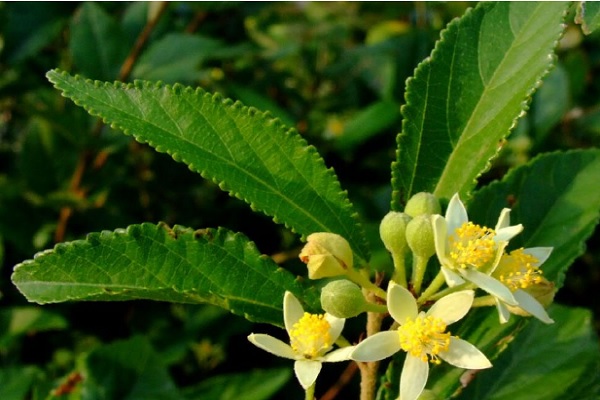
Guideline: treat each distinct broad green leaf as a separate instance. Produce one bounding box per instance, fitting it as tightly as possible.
[576,1,600,35]
[70,3,129,80]
[2,3,69,64]
[46,70,370,261]
[12,223,318,326]
[81,336,180,400]
[458,305,600,400]
[334,100,401,152]
[132,33,223,83]
[391,2,568,209]
[182,369,291,400]
[0,306,68,349]
[0,366,40,400]
[467,149,600,288]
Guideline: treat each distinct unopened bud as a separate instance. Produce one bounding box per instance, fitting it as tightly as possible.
[320,280,367,318]
[299,232,353,279]
[404,192,441,217]
[405,215,436,259]
[379,211,411,255]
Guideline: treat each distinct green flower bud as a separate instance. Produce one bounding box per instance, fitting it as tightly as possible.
[320,280,367,318]
[299,232,353,279]
[404,192,441,217]
[379,211,411,255]
[405,214,436,259]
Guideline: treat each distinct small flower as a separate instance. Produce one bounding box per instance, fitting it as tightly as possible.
[248,292,353,389]
[299,232,353,279]
[351,282,491,400]
[492,247,555,324]
[432,194,522,306]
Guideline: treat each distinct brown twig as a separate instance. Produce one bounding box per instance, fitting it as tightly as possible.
[320,361,359,400]
[54,3,169,243]
[118,2,169,81]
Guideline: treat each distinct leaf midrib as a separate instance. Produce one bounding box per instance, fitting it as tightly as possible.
[434,3,550,196]
[62,76,352,243]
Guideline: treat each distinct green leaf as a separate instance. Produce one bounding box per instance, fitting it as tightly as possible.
[576,1,600,35]
[132,33,223,83]
[468,149,600,288]
[182,369,291,400]
[12,223,317,326]
[391,2,568,209]
[70,3,129,80]
[0,366,40,400]
[0,306,68,349]
[458,305,600,400]
[45,70,369,261]
[81,336,180,400]
[335,100,401,152]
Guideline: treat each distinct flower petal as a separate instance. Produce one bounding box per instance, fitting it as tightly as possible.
[495,224,523,242]
[495,298,511,324]
[325,313,345,343]
[523,247,553,266]
[461,268,517,306]
[388,281,418,323]
[427,290,474,325]
[441,266,465,287]
[284,292,305,334]
[294,360,322,389]
[446,194,468,234]
[321,346,355,362]
[514,289,554,324]
[439,337,492,369]
[400,355,429,400]
[350,331,401,362]
[248,333,296,359]
[494,208,511,230]
[432,214,448,259]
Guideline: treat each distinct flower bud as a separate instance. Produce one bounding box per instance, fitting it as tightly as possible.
[379,211,411,255]
[320,279,367,318]
[405,215,436,259]
[299,232,353,279]
[404,192,441,217]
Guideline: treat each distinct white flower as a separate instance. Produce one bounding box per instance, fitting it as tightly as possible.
[492,247,554,324]
[351,282,491,400]
[432,193,522,306]
[247,292,353,389]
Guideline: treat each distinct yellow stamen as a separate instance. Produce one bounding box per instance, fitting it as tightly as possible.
[449,222,496,270]
[498,248,543,291]
[398,315,451,364]
[289,312,332,359]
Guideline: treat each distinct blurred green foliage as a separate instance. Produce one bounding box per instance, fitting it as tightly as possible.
[0,2,598,399]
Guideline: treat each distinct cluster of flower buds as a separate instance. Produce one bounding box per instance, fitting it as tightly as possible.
[248,192,556,400]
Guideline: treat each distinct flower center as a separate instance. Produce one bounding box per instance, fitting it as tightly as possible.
[289,312,332,359]
[449,222,496,270]
[397,315,451,364]
[497,248,542,291]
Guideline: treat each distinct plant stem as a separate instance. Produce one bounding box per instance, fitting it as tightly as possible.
[391,252,407,287]
[411,255,429,295]
[305,382,316,400]
[472,295,496,307]
[417,270,447,303]
[359,290,386,400]
[348,268,387,300]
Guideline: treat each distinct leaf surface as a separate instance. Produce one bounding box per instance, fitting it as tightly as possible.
[392,2,568,208]
[576,1,600,35]
[46,70,369,261]
[468,149,600,288]
[12,223,317,326]
[459,305,600,400]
